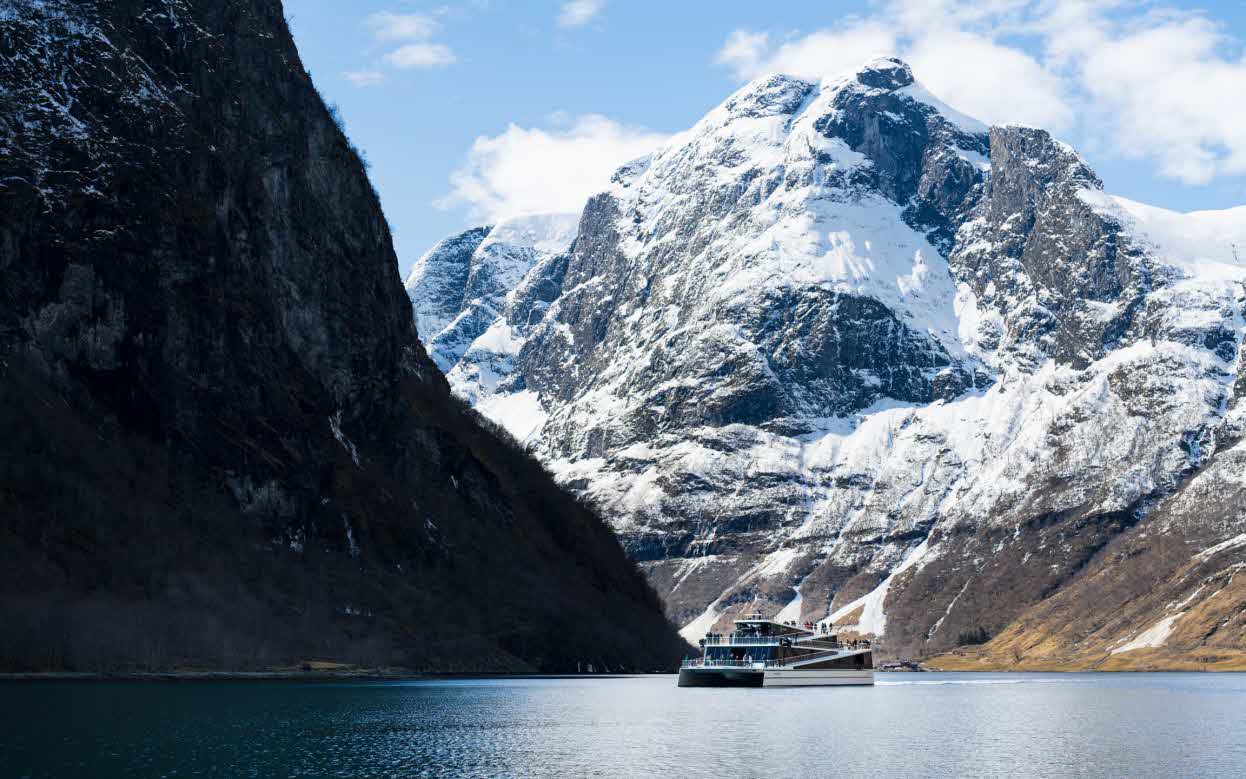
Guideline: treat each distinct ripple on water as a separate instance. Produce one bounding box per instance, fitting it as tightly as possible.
[1,673,1245,777]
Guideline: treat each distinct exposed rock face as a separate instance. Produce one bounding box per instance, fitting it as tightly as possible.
[405,213,579,440]
[411,57,1246,667]
[952,126,1156,369]
[0,0,686,672]
[406,214,578,379]
[407,226,493,345]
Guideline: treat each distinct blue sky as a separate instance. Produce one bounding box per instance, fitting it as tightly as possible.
[284,1,1246,277]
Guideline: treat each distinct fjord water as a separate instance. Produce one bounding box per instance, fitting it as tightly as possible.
[3,673,1244,777]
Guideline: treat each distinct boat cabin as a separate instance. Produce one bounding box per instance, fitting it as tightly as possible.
[697,612,873,669]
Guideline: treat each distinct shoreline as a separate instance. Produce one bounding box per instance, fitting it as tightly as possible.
[4,667,1246,682]
[924,653,1246,673]
[0,670,673,683]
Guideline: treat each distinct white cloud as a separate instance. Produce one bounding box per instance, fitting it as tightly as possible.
[558,0,605,29]
[716,23,898,82]
[366,11,438,41]
[440,114,667,221]
[1042,7,1246,184]
[715,30,770,77]
[712,16,1061,130]
[343,69,386,88]
[385,43,457,69]
[712,0,1246,186]
[905,30,1071,130]
[887,0,1030,35]
[346,9,456,84]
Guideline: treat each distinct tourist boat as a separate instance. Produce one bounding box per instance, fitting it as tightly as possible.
[677,612,874,687]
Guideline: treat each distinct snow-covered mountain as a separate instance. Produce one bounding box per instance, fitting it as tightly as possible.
[410,58,1246,668]
[405,212,579,441]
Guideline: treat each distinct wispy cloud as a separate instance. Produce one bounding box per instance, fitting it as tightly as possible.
[558,0,605,29]
[440,113,667,221]
[713,0,1246,185]
[344,8,457,85]
[366,11,439,41]
[343,69,386,88]
[385,43,457,69]
[716,23,903,99]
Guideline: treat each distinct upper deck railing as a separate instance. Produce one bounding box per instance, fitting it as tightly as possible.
[703,635,782,646]
[681,658,761,669]
[701,633,870,648]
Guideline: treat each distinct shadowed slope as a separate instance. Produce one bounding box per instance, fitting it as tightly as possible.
[0,0,687,672]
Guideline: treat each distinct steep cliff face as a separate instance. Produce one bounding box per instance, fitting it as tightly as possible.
[0,0,686,672]
[412,58,1246,666]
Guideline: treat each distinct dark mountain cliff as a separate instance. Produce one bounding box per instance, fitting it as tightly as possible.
[0,0,686,672]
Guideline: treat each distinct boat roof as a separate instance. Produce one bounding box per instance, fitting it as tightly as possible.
[733,613,818,632]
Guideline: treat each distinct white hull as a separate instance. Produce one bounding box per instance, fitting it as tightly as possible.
[762,669,874,687]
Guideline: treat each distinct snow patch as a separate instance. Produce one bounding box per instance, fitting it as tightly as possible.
[757,547,800,577]
[680,599,724,643]
[896,82,988,135]
[480,211,580,257]
[1112,613,1183,654]
[824,539,936,636]
[1078,190,1246,280]
[774,587,804,623]
[328,411,360,467]
[475,390,548,444]
[1194,533,1246,563]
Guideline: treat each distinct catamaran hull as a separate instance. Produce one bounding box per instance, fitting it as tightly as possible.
[678,668,874,687]
[762,669,874,687]
[677,668,765,687]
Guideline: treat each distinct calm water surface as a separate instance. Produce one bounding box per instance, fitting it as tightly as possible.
[3,673,1245,777]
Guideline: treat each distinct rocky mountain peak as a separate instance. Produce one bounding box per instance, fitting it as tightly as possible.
[990,125,1101,190]
[722,73,814,120]
[405,213,578,376]
[852,56,915,90]
[405,225,493,345]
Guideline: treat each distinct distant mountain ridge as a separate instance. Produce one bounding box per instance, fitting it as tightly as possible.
[406,212,580,442]
[410,57,1246,669]
[0,0,686,673]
